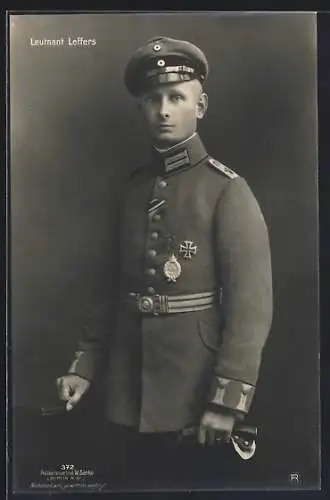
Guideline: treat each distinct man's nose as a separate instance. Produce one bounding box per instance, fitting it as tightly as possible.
[158,98,170,119]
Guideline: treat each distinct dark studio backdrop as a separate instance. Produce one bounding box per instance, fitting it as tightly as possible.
[9,12,320,491]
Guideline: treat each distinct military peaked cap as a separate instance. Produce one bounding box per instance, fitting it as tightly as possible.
[124,36,209,96]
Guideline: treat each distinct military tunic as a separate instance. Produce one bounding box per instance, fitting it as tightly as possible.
[69,133,273,433]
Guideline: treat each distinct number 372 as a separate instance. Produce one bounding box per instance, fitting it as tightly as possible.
[60,464,74,471]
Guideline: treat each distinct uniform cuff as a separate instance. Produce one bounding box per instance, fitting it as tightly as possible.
[206,402,245,421]
[208,376,255,414]
[68,350,95,382]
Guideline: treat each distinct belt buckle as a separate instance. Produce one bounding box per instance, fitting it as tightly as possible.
[137,294,164,315]
[138,296,154,314]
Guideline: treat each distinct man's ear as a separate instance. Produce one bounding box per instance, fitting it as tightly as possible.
[196,92,208,120]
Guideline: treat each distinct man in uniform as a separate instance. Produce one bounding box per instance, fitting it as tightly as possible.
[56,36,273,482]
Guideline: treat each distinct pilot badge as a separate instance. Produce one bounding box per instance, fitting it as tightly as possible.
[163,254,182,283]
[179,240,198,259]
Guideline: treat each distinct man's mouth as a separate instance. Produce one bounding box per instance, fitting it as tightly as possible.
[157,124,174,130]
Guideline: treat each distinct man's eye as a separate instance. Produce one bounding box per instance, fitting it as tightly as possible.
[170,94,183,102]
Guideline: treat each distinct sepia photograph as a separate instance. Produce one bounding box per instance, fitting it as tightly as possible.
[8,11,320,492]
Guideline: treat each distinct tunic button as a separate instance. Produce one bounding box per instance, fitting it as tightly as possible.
[146,268,156,276]
[148,249,157,258]
[158,180,167,188]
[150,231,159,240]
[147,286,156,294]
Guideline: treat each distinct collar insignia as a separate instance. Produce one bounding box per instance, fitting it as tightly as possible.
[164,149,190,172]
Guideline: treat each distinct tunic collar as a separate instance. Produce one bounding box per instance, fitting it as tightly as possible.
[152,133,208,175]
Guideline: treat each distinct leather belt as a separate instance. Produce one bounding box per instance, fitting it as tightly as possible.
[123,290,220,315]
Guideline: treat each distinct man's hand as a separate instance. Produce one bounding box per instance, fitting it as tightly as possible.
[198,410,235,446]
[56,374,90,411]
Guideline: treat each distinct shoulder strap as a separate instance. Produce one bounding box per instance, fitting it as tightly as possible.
[207,157,238,179]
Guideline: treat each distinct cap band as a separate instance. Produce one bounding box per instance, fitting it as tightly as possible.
[146,65,196,77]
[146,73,196,88]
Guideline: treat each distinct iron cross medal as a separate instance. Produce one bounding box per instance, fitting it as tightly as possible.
[163,254,182,283]
[179,240,198,259]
